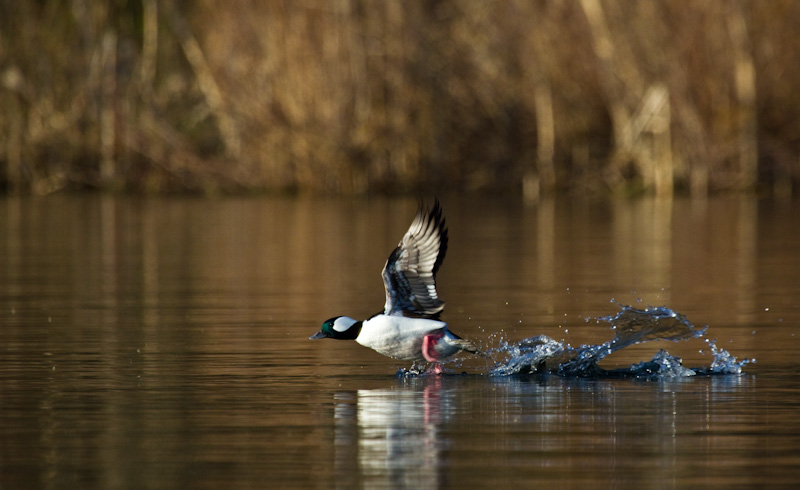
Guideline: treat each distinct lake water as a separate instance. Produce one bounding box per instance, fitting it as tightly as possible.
[1,194,799,488]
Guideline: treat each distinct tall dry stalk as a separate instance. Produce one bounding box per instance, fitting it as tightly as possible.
[0,1,797,195]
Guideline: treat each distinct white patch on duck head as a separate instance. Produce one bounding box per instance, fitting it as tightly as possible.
[333,316,358,332]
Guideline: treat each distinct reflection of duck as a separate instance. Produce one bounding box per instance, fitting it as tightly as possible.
[334,380,449,488]
[310,201,481,373]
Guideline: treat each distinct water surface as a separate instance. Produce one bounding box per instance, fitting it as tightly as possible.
[1,195,799,488]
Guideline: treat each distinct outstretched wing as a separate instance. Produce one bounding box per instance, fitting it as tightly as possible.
[382,200,449,318]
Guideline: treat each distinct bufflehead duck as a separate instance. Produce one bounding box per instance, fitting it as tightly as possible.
[309,200,481,373]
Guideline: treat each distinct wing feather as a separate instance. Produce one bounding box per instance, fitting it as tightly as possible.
[382,200,448,318]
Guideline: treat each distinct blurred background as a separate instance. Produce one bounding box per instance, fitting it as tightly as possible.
[1,0,798,197]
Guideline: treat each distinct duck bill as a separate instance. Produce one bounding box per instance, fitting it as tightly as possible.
[309,330,330,340]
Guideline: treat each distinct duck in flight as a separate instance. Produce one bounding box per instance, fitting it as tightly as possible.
[309,200,481,373]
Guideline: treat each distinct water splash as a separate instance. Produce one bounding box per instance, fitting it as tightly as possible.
[486,305,753,379]
[697,338,755,375]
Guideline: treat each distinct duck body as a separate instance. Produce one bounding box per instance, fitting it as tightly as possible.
[360,314,470,362]
[309,201,481,371]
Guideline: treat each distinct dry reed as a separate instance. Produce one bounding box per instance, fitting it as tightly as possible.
[0,1,798,196]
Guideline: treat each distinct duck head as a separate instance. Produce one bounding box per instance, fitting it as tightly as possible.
[309,316,362,340]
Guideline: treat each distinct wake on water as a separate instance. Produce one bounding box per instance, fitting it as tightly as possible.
[400,305,755,379]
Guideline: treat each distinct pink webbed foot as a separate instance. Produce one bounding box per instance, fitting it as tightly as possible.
[422,332,446,374]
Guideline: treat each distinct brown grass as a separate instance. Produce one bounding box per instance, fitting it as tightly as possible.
[1,1,798,196]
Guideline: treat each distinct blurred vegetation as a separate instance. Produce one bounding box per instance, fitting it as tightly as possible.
[1,0,798,196]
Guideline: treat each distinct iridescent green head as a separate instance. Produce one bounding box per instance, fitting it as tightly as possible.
[309,316,361,340]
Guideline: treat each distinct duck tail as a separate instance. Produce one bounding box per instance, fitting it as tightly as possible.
[452,338,489,358]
